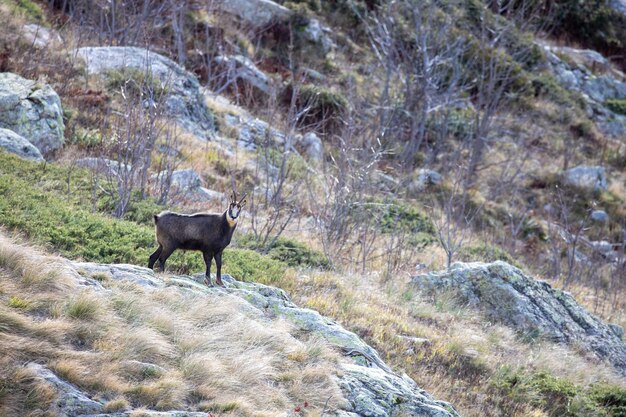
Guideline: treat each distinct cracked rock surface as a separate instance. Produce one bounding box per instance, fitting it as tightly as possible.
[412,261,626,375]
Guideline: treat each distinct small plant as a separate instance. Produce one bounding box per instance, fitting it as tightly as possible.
[8,296,31,309]
[66,294,100,320]
[606,99,626,116]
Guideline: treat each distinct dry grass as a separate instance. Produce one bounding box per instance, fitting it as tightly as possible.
[0,232,343,416]
[284,268,626,417]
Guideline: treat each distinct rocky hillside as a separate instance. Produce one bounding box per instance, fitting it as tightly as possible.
[0,232,459,417]
[0,0,626,416]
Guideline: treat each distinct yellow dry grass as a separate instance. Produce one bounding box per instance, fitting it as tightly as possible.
[0,232,343,416]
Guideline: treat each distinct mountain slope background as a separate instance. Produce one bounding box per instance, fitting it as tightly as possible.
[0,0,626,416]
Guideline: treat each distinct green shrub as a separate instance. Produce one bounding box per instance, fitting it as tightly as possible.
[379,203,436,235]
[459,244,518,266]
[222,249,286,285]
[104,68,168,101]
[237,234,330,269]
[606,99,626,116]
[0,151,287,283]
[590,385,626,417]
[2,0,45,22]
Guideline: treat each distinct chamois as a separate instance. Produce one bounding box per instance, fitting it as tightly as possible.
[148,191,247,287]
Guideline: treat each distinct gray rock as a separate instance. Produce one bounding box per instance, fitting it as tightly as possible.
[220,0,292,28]
[591,240,614,254]
[76,47,215,140]
[22,24,62,48]
[76,157,130,177]
[299,132,323,161]
[412,261,626,375]
[409,169,443,193]
[562,165,607,192]
[73,262,164,288]
[169,168,202,190]
[213,55,271,94]
[26,363,104,417]
[196,187,226,202]
[338,364,458,417]
[591,210,609,222]
[65,261,459,417]
[302,18,336,52]
[542,44,626,137]
[0,128,44,161]
[0,73,65,155]
[223,113,286,149]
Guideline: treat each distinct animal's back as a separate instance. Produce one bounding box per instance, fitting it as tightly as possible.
[155,211,222,245]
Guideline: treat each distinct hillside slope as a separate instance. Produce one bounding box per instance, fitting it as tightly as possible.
[0,233,459,417]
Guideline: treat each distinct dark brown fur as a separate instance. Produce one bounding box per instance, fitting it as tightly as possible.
[148,193,246,286]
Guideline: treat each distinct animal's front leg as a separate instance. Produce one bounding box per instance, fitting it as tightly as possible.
[203,251,213,287]
[215,251,224,287]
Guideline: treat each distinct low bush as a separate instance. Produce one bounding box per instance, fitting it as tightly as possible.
[237,234,330,269]
[606,99,626,116]
[0,151,287,282]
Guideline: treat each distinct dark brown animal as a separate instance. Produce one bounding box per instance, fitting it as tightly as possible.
[148,191,247,286]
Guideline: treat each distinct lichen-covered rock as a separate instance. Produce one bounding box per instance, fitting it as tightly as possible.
[298,132,324,161]
[27,363,104,417]
[220,0,292,28]
[412,261,626,375]
[542,44,626,137]
[21,24,62,48]
[67,262,460,417]
[76,157,130,177]
[213,55,271,94]
[0,127,44,161]
[76,47,215,140]
[0,73,65,155]
[562,165,607,192]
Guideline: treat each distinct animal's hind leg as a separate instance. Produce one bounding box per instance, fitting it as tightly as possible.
[202,251,213,287]
[157,247,175,273]
[148,245,163,269]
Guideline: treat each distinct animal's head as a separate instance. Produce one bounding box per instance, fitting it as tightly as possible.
[227,191,247,221]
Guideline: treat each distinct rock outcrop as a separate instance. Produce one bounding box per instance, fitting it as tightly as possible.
[0,127,44,161]
[213,54,272,94]
[542,44,626,137]
[76,47,215,140]
[412,261,626,375]
[562,165,607,192]
[42,260,460,417]
[220,0,292,28]
[0,73,65,155]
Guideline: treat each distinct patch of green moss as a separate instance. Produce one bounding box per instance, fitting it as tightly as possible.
[104,68,169,101]
[606,99,626,116]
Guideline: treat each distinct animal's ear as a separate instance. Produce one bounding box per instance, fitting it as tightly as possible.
[239,192,248,207]
[230,191,236,203]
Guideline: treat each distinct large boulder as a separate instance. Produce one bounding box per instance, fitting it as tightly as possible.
[220,0,292,28]
[0,73,65,155]
[0,128,44,161]
[412,261,626,375]
[76,47,215,140]
[21,24,62,48]
[562,165,607,192]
